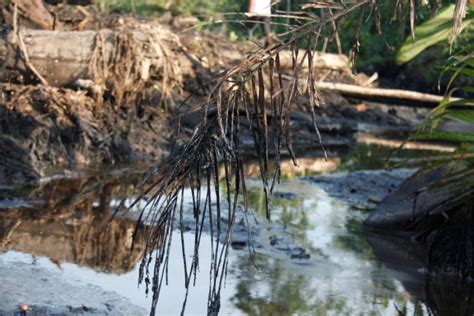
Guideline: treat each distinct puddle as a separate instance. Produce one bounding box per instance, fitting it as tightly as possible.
[0,143,455,315]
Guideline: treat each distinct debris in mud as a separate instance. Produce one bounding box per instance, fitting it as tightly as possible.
[230,240,247,250]
[272,191,297,200]
[289,247,311,260]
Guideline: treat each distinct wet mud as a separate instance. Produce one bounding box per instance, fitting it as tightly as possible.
[305,168,416,209]
[0,257,147,315]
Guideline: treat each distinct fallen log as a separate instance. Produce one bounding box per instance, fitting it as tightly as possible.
[281,74,464,107]
[0,28,350,86]
[315,81,472,107]
[316,81,445,103]
[1,29,113,86]
[0,26,359,108]
[0,26,187,105]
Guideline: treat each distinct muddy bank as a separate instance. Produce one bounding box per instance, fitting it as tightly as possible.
[0,255,147,316]
[0,84,170,183]
[364,160,474,235]
[0,5,433,184]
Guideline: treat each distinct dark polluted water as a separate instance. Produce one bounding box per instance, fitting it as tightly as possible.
[0,144,467,315]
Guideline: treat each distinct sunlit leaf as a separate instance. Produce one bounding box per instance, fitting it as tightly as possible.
[395,4,473,65]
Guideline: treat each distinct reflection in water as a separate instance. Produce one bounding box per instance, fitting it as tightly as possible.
[0,164,470,315]
[232,180,428,315]
[225,157,341,178]
[337,143,447,172]
[231,254,349,315]
[0,171,146,274]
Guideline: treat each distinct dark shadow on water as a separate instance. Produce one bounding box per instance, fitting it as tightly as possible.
[366,230,474,316]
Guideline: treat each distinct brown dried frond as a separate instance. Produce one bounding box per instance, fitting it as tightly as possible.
[127,1,372,315]
[451,0,468,46]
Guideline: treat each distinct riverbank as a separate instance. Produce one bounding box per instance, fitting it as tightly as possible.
[1,5,442,184]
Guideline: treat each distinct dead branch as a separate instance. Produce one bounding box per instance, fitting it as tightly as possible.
[314,81,472,107]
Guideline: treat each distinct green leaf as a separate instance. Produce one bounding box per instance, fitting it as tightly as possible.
[423,98,474,129]
[417,130,474,143]
[447,109,474,124]
[395,5,473,65]
[458,67,474,76]
[443,98,474,107]
[462,57,474,67]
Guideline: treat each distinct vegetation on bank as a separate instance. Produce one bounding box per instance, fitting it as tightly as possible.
[98,0,473,93]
